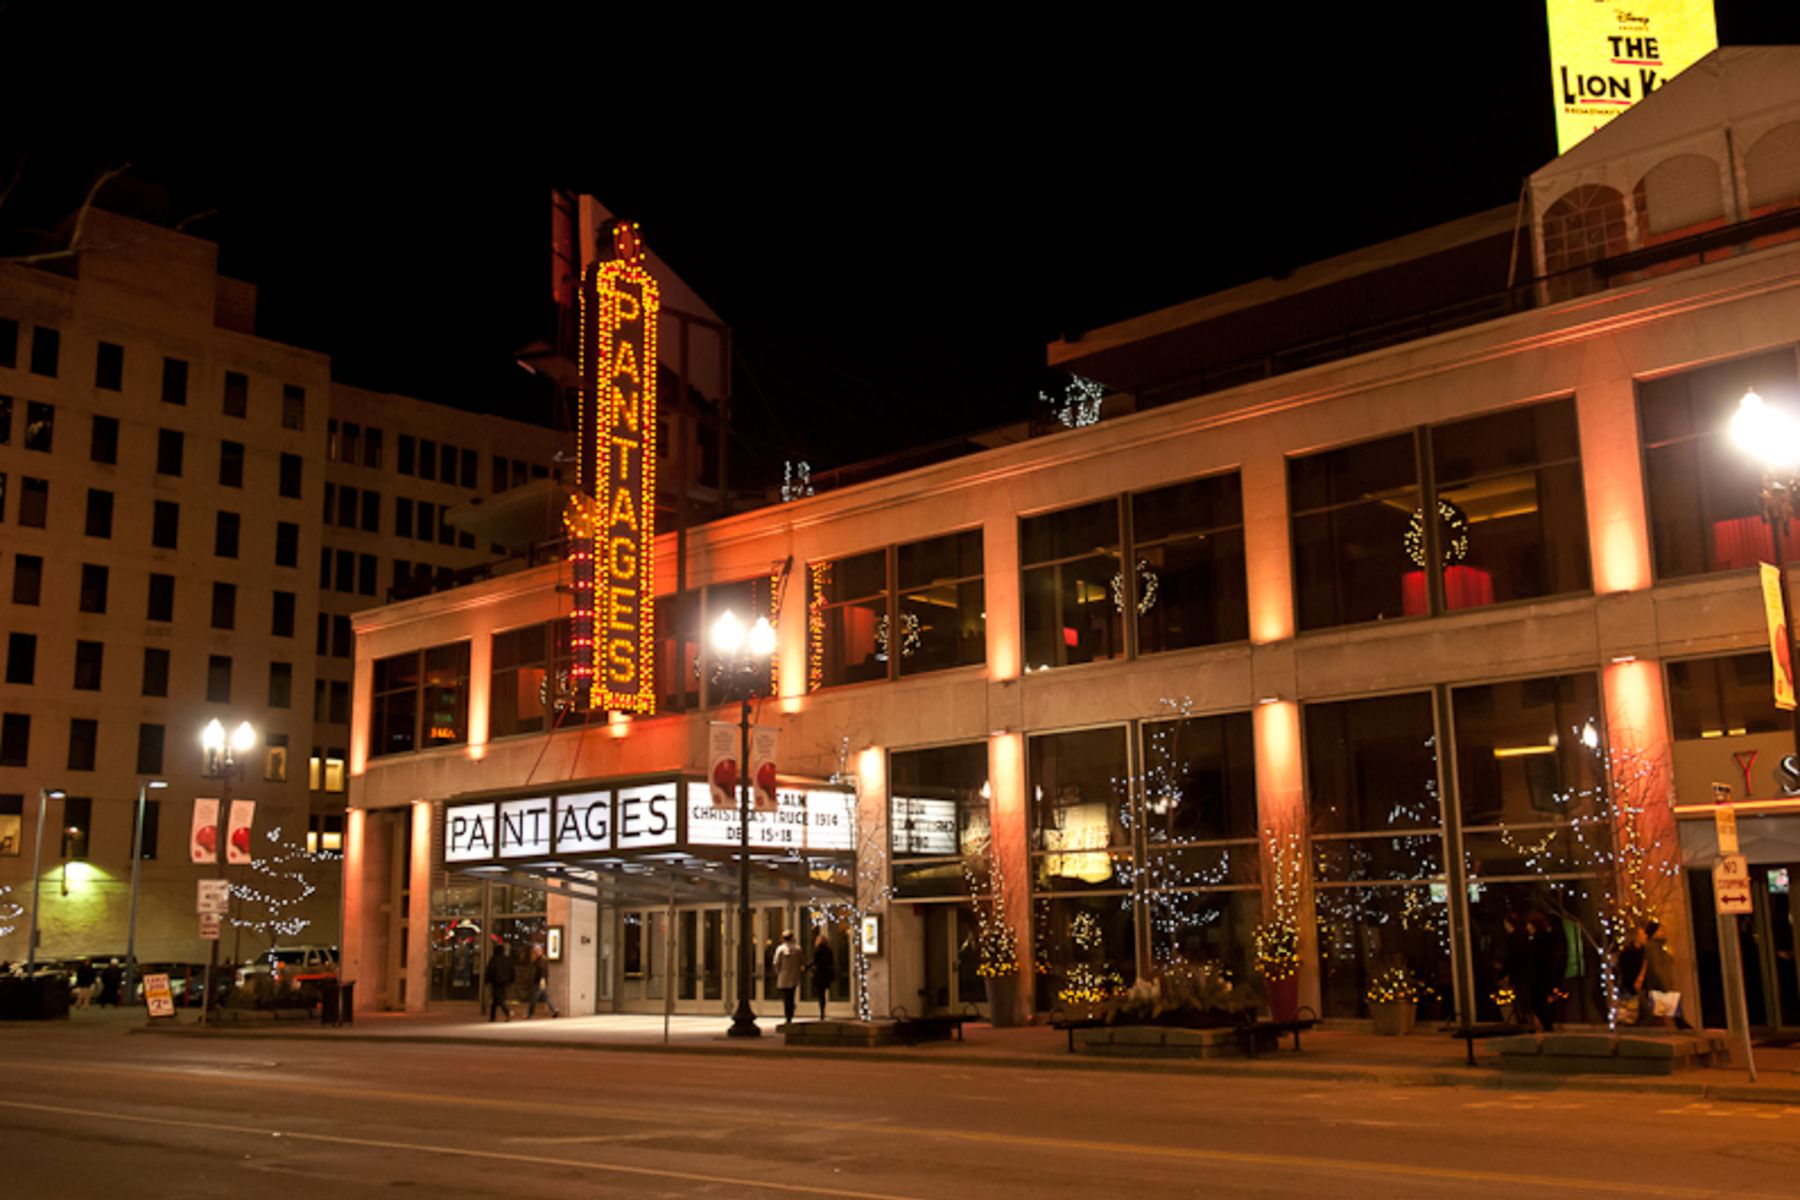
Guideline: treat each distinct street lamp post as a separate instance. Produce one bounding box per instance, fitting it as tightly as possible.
[25,786,66,973]
[199,718,256,1025]
[125,779,168,1000]
[1731,389,1800,750]
[710,610,777,1039]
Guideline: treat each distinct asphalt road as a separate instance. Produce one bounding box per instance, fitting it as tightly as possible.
[4,1020,1799,1199]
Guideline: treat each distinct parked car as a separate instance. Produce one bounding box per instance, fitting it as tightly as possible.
[235,945,338,990]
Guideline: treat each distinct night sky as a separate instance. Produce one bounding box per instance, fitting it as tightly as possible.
[4,7,1797,486]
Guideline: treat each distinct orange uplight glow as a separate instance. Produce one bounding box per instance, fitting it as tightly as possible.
[1253,700,1305,825]
[567,221,659,715]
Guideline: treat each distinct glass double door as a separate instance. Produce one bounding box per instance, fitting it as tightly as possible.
[617,903,801,1015]
[1740,863,1800,1033]
[921,904,987,1017]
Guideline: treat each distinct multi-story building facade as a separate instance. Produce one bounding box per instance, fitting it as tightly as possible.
[0,210,558,968]
[343,49,1800,1036]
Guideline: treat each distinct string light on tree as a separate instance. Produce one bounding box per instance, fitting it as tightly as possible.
[1040,374,1105,429]
[230,826,339,948]
[0,885,22,940]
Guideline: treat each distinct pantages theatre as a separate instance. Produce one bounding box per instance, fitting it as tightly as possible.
[343,49,1800,1035]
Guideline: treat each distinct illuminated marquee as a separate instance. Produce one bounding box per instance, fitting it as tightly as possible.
[1545,0,1716,153]
[566,221,659,713]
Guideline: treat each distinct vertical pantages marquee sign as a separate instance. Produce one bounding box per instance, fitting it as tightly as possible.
[1545,0,1717,154]
[566,222,659,713]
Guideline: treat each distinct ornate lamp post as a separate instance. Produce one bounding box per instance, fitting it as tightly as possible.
[124,778,168,999]
[199,718,255,1024]
[24,786,66,973]
[1730,389,1800,749]
[710,609,777,1038]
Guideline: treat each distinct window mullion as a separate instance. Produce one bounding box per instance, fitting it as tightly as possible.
[1417,428,1446,617]
[1119,495,1139,658]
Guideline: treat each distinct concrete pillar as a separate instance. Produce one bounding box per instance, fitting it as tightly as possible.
[1254,700,1318,1013]
[341,807,394,1012]
[1603,659,1699,1018]
[405,800,432,1012]
[988,731,1031,1021]
[855,745,890,1018]
[1578,375,1653,597]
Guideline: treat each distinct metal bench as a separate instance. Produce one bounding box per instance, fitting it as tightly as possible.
[1233,1016,1316,1057]
[1450,1021,1529,1065]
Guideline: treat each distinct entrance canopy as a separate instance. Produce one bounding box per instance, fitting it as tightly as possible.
[442,775,859,907]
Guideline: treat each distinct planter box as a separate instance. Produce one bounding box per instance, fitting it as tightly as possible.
[1071,1025,1245,1059]
[1369,1000,1416,1036]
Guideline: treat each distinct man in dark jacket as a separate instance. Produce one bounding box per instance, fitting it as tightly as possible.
[483,947,515,1022]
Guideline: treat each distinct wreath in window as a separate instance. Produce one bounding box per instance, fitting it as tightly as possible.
[1109,559,1159,616]
[1404,500,1470,569]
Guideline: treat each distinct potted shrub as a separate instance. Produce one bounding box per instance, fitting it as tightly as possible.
[1366,965,1420,1036]
[1254,918,1301,1021]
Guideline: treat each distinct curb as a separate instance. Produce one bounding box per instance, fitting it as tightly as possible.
[127,1026,1800,1104]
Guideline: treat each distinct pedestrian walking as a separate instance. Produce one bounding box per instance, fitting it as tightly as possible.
[526,945,558,1018]
[1502,911,1537,1029]
[810,929,835,1021]
[98,958,123,1007]
[483,945,515,1022]
[73,959,97,1009]
[772,930,804,1024]
[1526,911,1563,1032]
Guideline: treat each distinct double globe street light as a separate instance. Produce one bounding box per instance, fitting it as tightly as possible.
[709,609,777,1038]
[1730,389,1800,752]
[199,718,256,1024]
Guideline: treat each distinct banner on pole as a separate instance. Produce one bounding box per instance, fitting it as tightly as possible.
[708,722,739,810]
[1760,563,1795,710]
[190,798,220,864]
[750,725,779,812]
[226,799,257,865]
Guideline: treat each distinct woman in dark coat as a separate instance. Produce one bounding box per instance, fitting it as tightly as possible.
[810,930,836,1020]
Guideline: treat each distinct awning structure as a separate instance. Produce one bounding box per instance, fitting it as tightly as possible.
[441,774,861,907]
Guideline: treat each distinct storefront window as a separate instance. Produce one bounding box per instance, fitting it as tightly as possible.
[1305,693,1450,1018]
[1033,894,1135,1010]
[1452,673,1610,1023]
[1640,348,1800,578]
[1029,727,1132,1008]
[429,883,485,1002]
[1136,711,1259,976]
[1021,499,1123,670]
[1131,473,1248,653]
[890,742,990,899]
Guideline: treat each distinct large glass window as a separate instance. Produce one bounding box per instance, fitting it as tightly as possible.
[1021,499,1123,670]
[1021,475,1248,671]
[808,549,888,689]
[1639,349,1800,578]
[1292,398,1589,630]
[1137,711,1259,976]
[1304,693,1450,1018]
[490,620,594,738]
[896,530,985,676]
[371,642,470,758]
[808,532,987,690]
[1668,653,1784,741]
[890,742,991,900]
[1131,473,1248,653]
[1028,727,1132,1009]
[1430,399,1590,608]
[1452,673,1610,1025]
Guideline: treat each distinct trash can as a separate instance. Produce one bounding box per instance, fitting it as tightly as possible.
[319,980,355,1026]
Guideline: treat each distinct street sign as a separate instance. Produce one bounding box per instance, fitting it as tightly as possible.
[1715,853,1753,915]
[142,973,176,1019]
[1715,804,1740,856]
[197,879,229,915]
[199,912,221,940]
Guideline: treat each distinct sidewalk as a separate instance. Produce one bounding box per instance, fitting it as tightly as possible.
[131,1008,1800,1105]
